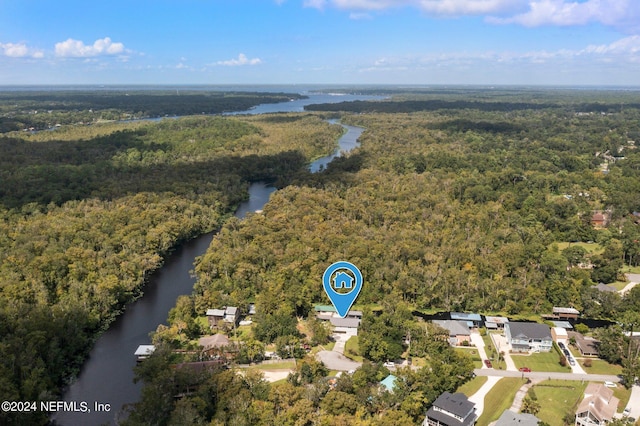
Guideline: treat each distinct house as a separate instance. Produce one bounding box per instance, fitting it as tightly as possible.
[224,306,239,325]
[379,374,398,393]
[134,345,155,361]
[592,283,617,293]
[330,316,360,337]
[424,392,477,426]
[505,322,553,352]
[551,327,569,342]
[333,271,354,289]
[450,312,482,328]
[569,331,600,357]
[198,333,230,350]
[575,383,619,426]
[495,410,540,426]
[484,316,509,330]
[206,306,240,328]
[552,307,580,320]
[206,308,226,327]
[433,320,472,346]
[591,211,611,228]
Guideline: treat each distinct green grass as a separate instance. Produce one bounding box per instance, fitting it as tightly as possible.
[581,358,623,375]
[511,351,571,373]
[476,378,526,426]
[611,281,629,291]
[532,380,587,425]
[622,265,640,274]
[456,376,488,397]
[613,385,632,413]
[454,347,483,369]
[555,241,603,254]
[248,360,297,370]
[344,336,364,362]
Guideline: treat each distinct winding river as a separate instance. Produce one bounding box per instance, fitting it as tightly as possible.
[53,105,365,425]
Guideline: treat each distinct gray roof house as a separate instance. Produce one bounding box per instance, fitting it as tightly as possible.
[423,392,476,426]
[505,322,553,352]
[495,409,540,426]
[433,320,472,346]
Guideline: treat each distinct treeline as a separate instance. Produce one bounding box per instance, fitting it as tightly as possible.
[0,112,339,425]
[0,90,305,132]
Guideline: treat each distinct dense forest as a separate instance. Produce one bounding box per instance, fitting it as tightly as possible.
[0,93,341,425]
[125,90,640,425]
[3,88,640,425]
[0,90,306,132]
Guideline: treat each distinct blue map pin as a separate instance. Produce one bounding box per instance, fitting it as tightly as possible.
[322,261,363,318]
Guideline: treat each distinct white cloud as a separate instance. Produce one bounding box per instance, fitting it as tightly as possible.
[55,37,126,57]
[489,0,639,31]
[304,0,639,32]
[360,35,640,72]
[216,53,262,66]
[0,42,44,58]
[305,0,527,14]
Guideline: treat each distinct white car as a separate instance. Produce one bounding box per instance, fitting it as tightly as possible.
[383,361,395,368]
[623,407,631,417]
[604,381,617,388]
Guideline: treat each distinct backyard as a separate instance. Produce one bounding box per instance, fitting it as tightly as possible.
[529,380,587,425]
[476,378,526,426]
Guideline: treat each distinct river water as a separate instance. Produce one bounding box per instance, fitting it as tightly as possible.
[53,100,365,425]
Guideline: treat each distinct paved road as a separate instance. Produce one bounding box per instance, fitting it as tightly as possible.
[474,369,620,382]
[622,384,640,418]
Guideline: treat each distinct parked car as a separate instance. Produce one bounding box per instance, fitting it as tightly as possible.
[383,361,395,368]
[484,359,493,368]
[604,381,617,388]
[623,407,631,417]
[568,357,575,366]
[519,367,531,372]
[558,342,565,349]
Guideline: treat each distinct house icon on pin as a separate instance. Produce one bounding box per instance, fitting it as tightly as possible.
[333,271,354,289]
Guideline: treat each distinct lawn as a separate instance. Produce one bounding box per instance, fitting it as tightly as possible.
[613,385,632,413]
[456,376,488,397]
[454,347,483,369]
[511,351,571,373]
[532,380,587,425]
[249,360,297,370]
[555,241,603,254]
[476,378,526,426]
[611,281,629,291]
[581,358,623,375]
[344,336,364,362]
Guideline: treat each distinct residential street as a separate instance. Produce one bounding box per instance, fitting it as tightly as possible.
[474,369,620,382]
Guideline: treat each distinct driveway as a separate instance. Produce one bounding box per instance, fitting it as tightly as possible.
[316,350,362,371]
[490,333,518,371]
[620,274,640,295]
[470,332,489,368]
[622,384,640,419]
[468,376,501,417]
[557,339,587,374]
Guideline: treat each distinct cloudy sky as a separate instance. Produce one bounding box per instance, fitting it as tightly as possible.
[1,0,639,85]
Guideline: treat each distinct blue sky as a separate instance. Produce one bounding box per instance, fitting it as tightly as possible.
[1,0,639,85]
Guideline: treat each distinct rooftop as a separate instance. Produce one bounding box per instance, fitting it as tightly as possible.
[507,322,552,340]
[553,307,580,315]
[495,409,540,426]
[450,312,482,322]
[434,320,471,337]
